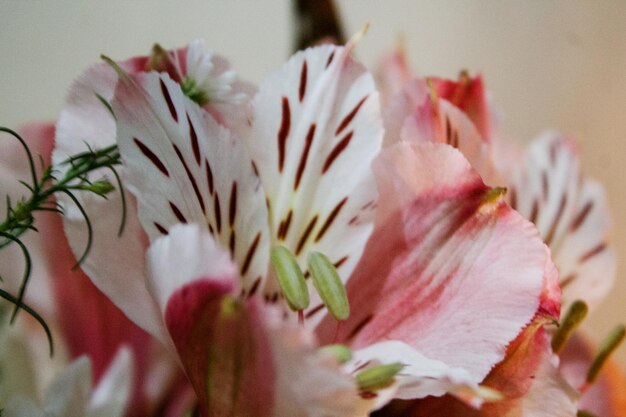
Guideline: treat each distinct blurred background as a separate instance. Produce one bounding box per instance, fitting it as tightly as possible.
[1,0,625,365]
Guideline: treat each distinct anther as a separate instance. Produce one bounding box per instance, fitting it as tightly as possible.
[319,344,353,364]
[307,251,350,321]
[355,363,404,392]
[584,324,625,389]
[270,246,310,313]
[551,300,588,355]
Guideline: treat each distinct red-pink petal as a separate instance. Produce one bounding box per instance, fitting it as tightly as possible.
[319,143,557,384]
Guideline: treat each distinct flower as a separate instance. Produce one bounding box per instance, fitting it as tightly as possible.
[374,45,623,416]
[47,35,561,416]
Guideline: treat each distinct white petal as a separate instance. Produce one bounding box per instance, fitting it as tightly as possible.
[44,356,92,417]
[508,132,615,311]
[246,44,382,308]
[88,347,134,417]
[146,223,238,314]
[113,70,270,294]
[349,341,481,408]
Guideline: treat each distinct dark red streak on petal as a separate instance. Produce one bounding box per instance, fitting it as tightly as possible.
[229,230,236,255]
[294,124,316,190]
[278,97,291,172]
[205,160,214,195]
[544,194,567,246]
[322,131,353,173]
[570,201,593,232]
[315,197,348,242]
[579,242,607,264]
[296,215,318,255]
[241,233,262,275]
[247,277,262,298]
[299,59,308,102]
[335,96,368,136]
[169,201,187,223]
[154,222,168,235]
[305,303,325,319]
[160,78,178,122]
[229,182,237,227]
[187,113,201,165]
[133,138,169,177]
[325,51,336,69]
[173,144,206,213]
[214,193,222,233]
[277,210,293,240]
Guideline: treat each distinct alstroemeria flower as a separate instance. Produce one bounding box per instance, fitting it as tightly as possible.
[375,47,620,416]
[53,37,559,415]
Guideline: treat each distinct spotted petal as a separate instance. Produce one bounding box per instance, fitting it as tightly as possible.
[113,69,270,294]
[246,44,383,305]
[508,132,615,312]
[318,143,556,384]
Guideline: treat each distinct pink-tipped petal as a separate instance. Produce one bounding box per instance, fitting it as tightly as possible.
[320,143,555,385]
[146,224,274,416]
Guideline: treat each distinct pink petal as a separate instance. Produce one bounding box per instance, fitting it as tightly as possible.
[0,123,56,315]
[375,46,414,106]
[319,143,557,384]
[431,73,491,141]
[245,44,383,307]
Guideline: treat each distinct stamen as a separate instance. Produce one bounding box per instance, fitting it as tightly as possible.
[270,246,310,312]
[319,344,353,364]
[355,362,404,392]
[551,300,588,355]
[584,324,625,388]
[307,251,350,321]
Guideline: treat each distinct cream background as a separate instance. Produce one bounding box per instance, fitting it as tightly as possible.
[1,1,625,365]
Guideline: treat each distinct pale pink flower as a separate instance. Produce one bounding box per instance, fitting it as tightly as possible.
[51,37,558,415]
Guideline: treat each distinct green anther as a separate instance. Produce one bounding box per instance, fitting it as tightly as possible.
[270,246,310,311]
[307,251,349,321]
[586,324,626,384]
[355,363,404,392]
[577,411,599,417]
[319,344,353,363]
[551,300,588,355]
